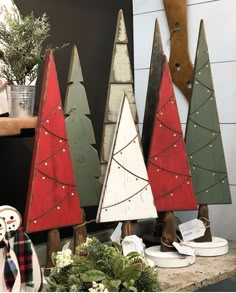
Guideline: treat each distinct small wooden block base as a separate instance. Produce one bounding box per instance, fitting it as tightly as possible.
[145,245,195,268]
[0,117,37,136]
[183,236,229,256]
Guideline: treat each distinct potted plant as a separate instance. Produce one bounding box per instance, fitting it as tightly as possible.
[0,2,50,117]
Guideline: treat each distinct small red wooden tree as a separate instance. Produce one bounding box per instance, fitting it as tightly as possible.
[24,50,82,233]
[24,50,82,274]
[147,57,197,251]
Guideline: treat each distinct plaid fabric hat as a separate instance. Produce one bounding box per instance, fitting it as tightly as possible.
[13,227,34,287]
[4,241,18,292]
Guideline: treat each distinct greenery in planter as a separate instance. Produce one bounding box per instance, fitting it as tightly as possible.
[47,237,161,292]
[0,3,52,85]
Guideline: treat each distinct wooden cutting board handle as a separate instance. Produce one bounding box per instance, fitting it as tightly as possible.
[163,0,193,102]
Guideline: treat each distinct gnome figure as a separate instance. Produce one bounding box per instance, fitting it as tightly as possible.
[0,216,21,292]
[0,206,42,292]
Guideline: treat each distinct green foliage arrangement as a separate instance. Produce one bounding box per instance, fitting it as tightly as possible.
[47,237,161,292]
[0,4,50,85]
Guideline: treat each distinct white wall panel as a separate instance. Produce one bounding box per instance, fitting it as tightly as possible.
[221,124,236,184]
[212,62,236,123]
[133,0,164,15]
[209,187,236,240]
[134,69,149,122]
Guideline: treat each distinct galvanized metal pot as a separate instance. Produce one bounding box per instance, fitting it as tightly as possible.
[6,85,36,117]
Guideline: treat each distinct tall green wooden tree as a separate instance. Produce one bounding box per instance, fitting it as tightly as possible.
[185,20,231,206]
[64,46,102,208]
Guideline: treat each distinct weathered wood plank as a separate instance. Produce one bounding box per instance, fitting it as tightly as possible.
[0,116,37,136]
[163,0,193,101]
[142,20,164,163]
[100,10,139,178]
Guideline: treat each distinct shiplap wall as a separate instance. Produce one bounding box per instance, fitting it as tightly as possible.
[133,0,236,240]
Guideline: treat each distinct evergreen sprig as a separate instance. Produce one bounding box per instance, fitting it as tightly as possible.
[47,237,161,292]
[0,5,50,85]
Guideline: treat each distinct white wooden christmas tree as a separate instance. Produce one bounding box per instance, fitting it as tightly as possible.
[97,95,157,222]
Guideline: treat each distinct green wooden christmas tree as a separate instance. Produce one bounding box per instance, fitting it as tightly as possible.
[64,46,102,245]
[185,20,231,205]
[64,46,102,207]
[185,20,231,241]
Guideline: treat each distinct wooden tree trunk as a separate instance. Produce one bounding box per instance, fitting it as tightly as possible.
[160,211,177,252]
[73,208,87,251]
[154,211,165,238]
[195,204,212,242]
[121,220,134,239]
[44,229,60,276]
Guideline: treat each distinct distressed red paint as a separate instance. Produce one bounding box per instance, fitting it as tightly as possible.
[147,57,197,212]
[24,51,82,233]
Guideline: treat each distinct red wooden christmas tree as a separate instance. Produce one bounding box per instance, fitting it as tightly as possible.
[24,50,82,233]
[147,57,197,212]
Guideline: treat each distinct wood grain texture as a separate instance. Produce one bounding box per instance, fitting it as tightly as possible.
[100,9,138,179]
[73,208,87,249]
[97,95,157,223]
[0,116,37,136]
[147,57,197,211]
[161,211,177,252]
[163,0,193,101]
[64,46,102,207]
[142,20,164,163]
[44,229,60,277]
[24,51,82,233]
[195,204,212,242]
